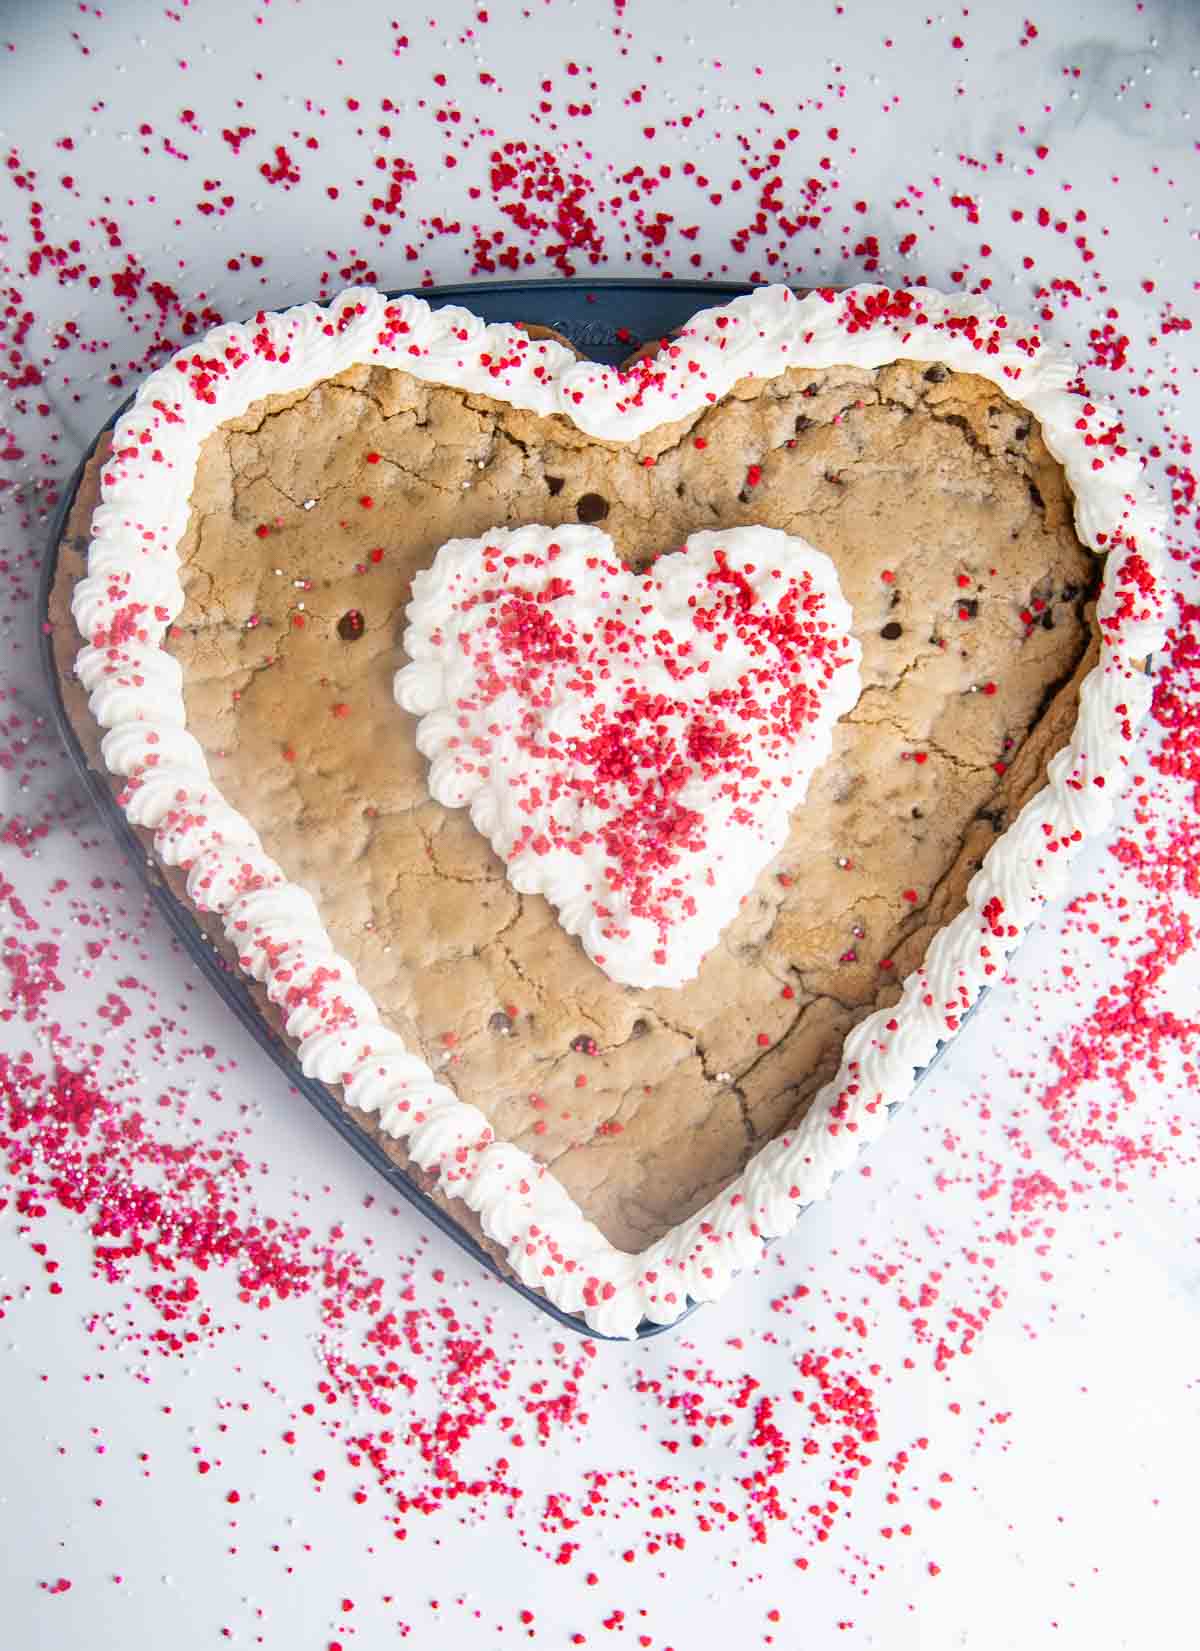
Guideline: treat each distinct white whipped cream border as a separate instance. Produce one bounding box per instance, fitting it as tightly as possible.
[72,282,1167,1337]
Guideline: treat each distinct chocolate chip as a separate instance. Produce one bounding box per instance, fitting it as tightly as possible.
[1061,582,1079,602]
[631,1019,650,1038]
[794,414,813,434]
[570,1032,598,1056]
[545,475,564,496]
[923,364,948,383]
[940,411,983,452]
[881,621,903,640]
[1028,480,1045,511]
[337,610,366,641]
[576,491,609,523]
[959,598,978,619]
[1041,610,1055,630]
[803,381,820,398]
[488,1010,514,1035]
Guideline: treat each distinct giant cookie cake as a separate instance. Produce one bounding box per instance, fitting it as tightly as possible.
[53,283,1165,1334]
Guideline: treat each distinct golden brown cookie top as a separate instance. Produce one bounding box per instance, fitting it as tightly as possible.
[162,350,1093,1251]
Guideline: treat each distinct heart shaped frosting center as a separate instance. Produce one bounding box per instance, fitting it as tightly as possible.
[396,524,862,988]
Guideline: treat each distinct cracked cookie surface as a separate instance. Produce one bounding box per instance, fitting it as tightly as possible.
[158,354,1095,1253]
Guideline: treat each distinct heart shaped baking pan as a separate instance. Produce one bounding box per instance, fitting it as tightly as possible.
[41,278,1164,1338]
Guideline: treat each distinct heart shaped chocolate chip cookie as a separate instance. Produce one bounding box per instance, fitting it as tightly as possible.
[66,284,1165,1334]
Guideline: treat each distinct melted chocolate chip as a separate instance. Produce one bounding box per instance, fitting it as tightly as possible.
[488,1010,514,1034]
[1028,480,1045,512]
[940,411,983,452]
[924,363,948,383]
[545,475,564,496]
[881,621,903,640]
[337,609,366,641]
[631,1019,650,1038]
[576,491,609,523]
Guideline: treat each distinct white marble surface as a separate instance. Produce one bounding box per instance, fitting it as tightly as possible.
[1,2,1199,1647]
